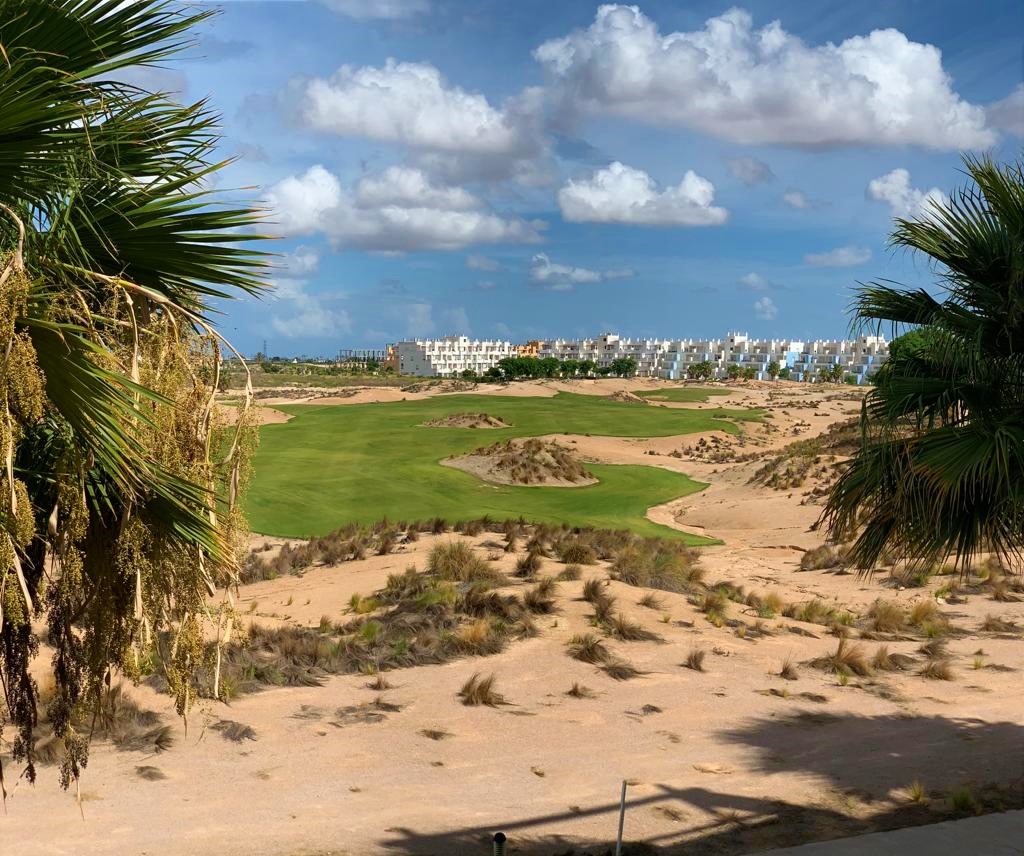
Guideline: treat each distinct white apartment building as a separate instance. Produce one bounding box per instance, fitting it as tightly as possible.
[394,335,515,377]
[391,332,888,382]
[536,332,888,383]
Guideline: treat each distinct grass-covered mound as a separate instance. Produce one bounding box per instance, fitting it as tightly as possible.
[422,412,509,429]
[446,437,594,485]
[247,391,759,540]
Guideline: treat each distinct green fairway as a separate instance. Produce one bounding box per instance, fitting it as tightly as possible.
[638,386,732,402]
[246,391,759,543]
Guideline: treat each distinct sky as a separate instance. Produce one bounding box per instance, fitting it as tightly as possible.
[168,0,1023,356]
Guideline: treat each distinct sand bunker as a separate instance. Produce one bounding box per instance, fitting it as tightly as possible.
[422,412,510,429]
[444,437,596,486]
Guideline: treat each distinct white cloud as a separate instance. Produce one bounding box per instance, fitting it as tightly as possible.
[987,84,1024,137]
[466,254,500,271]
[867,168,947,219]
[270,278,352,339]
[494,322,513,338]
[739,272,768,291]
[558,161,728,227]
[440,307,471,335]
[728,157,774,185]
[529,253,633,291]
[535,6,994,149]
[754,296,778,320]
[299,60,530,155]
[804,245,872,267]
[405,302,435,337]
[356,166,477,210]
[279,246,320,276]
[318,0,429,19]
[783,189,810,209]
[265,165,546,252]
[266,165,342,233]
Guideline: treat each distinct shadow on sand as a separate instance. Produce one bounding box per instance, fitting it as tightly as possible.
[369,712,1024,855]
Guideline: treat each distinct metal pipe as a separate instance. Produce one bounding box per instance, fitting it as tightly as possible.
[492,831,507,856]
[615,779,627,856]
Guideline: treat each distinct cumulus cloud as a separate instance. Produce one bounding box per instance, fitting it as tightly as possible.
[466,254,500,271]
[529,253,634,291]
[534,5,994,149]
[318,0,429,19]
[728,157,774,185]
[265,165,546,252]
[867,168,947,219]
[739,272,768,291]
[356,166,476,210]
[298,59,530,155]
[558,161,728,226]
[987,84,1024,137]
[782,189,811,209]
[754,296,778,320]
[271,278,352,339]
[804,245,872,267]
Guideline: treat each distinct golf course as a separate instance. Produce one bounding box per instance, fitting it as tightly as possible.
[246,389,759,542]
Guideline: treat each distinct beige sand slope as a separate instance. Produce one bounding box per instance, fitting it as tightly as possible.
[9,382,1024,856]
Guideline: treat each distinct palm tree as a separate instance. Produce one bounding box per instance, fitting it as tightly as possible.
[0,0,269,787]
[767,360,780,380]
[823,155,1023,573]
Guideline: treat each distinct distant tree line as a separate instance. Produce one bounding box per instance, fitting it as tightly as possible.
[460,356,638,381]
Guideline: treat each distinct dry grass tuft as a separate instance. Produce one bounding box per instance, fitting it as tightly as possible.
[778,656,799,680]
[799,545,841,570]
[135,765,168,781]
[908,599,939,627]
[610,541,703,593]
[428,541,502,584]
[514,550,543,579]
[981,614,1017,633]
[558,541,597,565]
[637,592,665,610]
[684,649,706,672]
[524,578,560,614]
[566,682,598,699]
[557,564,582,581]
[365,673,393,690]
[600,659,645,681]
[581,578,607,603]
[813,639,873,677]
[419,728,453,741]
[590,594,617,625]
[458,673,507,706]
[606,612,663,642]
[567,633,611,664]
[919,658,955,681]
[868,599,906,633]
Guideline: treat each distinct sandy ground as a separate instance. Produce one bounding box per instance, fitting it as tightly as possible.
[10,381,1024,855]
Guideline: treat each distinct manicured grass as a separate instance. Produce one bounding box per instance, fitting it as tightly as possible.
[638,386,732,402]
[246,392,760,543]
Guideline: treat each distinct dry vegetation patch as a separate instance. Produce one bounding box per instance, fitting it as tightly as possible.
[445,438,596,486]
[750,418,859,493]
[421,412,509,429]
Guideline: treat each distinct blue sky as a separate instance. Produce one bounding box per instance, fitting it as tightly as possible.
[173,0,1023,356]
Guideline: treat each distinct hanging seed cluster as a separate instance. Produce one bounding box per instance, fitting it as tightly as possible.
[0,253,257,789]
